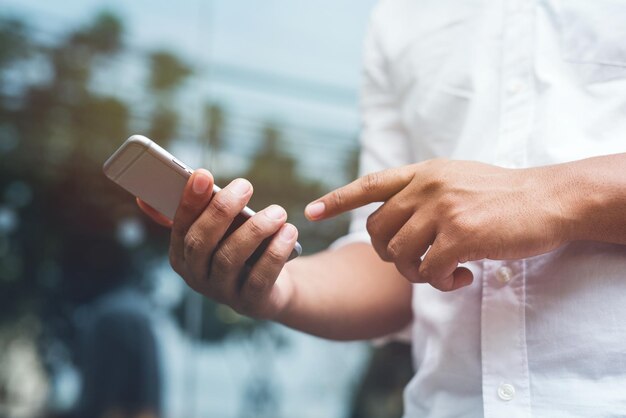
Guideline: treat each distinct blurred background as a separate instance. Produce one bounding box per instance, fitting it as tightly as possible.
[0,1,412,417]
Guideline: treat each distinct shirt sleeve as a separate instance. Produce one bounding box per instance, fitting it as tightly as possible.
[332,7,414,249]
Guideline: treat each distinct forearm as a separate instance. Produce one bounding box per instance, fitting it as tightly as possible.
[277,242,413,341]
[555,153,626,245]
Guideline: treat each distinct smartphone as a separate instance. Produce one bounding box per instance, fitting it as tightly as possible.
[103,135,302,262]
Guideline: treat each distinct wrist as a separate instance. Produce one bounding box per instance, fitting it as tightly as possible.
[271,260,302,324]
[526,163,579,245]
[544,161,595,243]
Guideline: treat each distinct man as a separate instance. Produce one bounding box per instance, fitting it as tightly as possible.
[139,1,626,416]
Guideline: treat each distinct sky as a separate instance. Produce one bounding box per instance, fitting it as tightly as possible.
[3,0,375,85]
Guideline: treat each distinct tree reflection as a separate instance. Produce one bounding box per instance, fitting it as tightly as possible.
[0,9,409,418]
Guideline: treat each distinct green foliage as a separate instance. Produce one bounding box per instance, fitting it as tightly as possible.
[146,50,192,147]
[0,12,168,322]
[0,18,30,69]
[148,107,179,143]
[204,103,224,152]
[148,50,192,92]
[71,11,124,55]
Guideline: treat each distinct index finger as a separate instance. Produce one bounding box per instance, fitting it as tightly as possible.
[305,166,414,220]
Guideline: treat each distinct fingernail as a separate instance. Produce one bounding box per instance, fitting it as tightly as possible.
[230,179,251,196]
[192,172,210,194]
[279,224,297,241]
[265,205,286,220]
[305,201,325,219]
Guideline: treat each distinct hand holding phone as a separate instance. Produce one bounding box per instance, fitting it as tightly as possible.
[104,135,302,320]
[103,135,302,262]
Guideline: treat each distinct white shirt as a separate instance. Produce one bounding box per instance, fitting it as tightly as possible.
[340,1,626,416]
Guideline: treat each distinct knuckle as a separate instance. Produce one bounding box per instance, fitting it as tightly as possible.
[247,217,268,239]
[212,244,237,271]
[438,192,458,213]
[365,213,381,237]
[421,176,445,196]
[448,214,470,236]
[264,246,285,264]
[210,195,235,220]
[438,231,456,249]
[361,172,382,193]
[456,218,483,244]
[330,189,345,211]
[386,240,400,260]
[183,232,205,257]
[392,197,412,214]
[245,273,268,295]
[419,266,433,282]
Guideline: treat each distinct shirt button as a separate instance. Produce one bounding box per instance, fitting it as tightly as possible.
[498,383,516,401]
[496,266,513,284]
[507,79,524,94]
